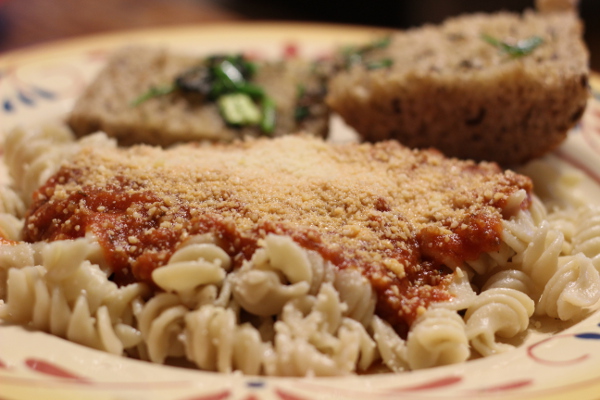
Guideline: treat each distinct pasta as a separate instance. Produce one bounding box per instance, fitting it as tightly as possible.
[184,305,265,374]
[572,206,600,270]
[406,308,469,370]
[3,125,115,205]
[262,283,377,376]
[231,236,315,317]
[0,183,25,240]
[464,288,534,356]
[0,213,23,242]
[152,243,232,293]
[536,254,600,320]
[371,315,408,372]
[1,124,600,376]
[482,269,538,299]
[0,185,26,218]
[0,239,146,355]
[332,268,376,327]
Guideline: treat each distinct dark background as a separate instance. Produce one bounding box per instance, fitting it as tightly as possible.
[0,0,598,69]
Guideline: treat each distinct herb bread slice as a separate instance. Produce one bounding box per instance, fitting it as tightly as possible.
[67,47,329,146]
[326,10,589,165]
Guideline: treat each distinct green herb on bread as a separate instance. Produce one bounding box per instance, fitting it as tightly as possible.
[481,34,544,58]
[130,84,176,107]
[131,54,276,134]
[341,36,394,70]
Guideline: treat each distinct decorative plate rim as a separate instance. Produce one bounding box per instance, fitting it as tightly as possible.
[1,22,600,400]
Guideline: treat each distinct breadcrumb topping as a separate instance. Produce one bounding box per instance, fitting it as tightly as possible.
[24,135,532,333]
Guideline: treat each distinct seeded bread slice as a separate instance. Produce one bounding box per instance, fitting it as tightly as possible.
[67,47,329,146]
[326,10,589,165]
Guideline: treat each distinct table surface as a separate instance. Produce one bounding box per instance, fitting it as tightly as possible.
[0,0,246,53]
[0,0,598,68]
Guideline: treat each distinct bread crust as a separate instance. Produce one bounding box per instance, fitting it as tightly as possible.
[68,47,329,146]
[326,11,590,165]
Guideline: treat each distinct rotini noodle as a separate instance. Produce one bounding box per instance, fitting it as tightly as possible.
[406,308,469,370]
[232,267,310,316]
[338,318,378,372]
[536,254,600,320]
[0,237,147,355]
[0,185,26,218]
[0,263,143,355]
[146,304,188,363]
[482,269,538,300]
[572,206,600,270]
[371,315,408,373]
[137,293,187,363]
[435,267,477,311]
[2,123,600,377]
[262,283,375,376]
[545,208,577,255]
[152,243,232,293]
[264,322,341,376]
[465,288,534,357]
[183,305,265,374]
[0,213,23,242]
[232,235,314,316]
[333,268,376,327]
[518,221,564,288]
[4,126,115,204]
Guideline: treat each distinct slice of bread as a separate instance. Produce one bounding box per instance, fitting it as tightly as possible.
[326,10,589,165]
[67,47,329,146]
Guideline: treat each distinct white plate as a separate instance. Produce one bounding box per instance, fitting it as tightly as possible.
[2,23,600,400]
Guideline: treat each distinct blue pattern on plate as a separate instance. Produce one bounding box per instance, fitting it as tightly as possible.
[3,98,13,112]
[575,332,600,340]
[1,81,56,113]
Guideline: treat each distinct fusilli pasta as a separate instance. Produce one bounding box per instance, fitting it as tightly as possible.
[2,124,600,377]
[465,288,534,357]
[406,308,469,370]
[0,239,146,355]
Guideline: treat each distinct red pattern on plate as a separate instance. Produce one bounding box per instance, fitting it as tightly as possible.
[471,379,533,393]
[528,335,591,366]
[183,389,231,400]
[386,375,463,392]
[275,388,310,400]
[25,358,91,383]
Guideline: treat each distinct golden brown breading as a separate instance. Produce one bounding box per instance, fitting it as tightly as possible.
[67,47,329,146]
[327,11,589,165]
